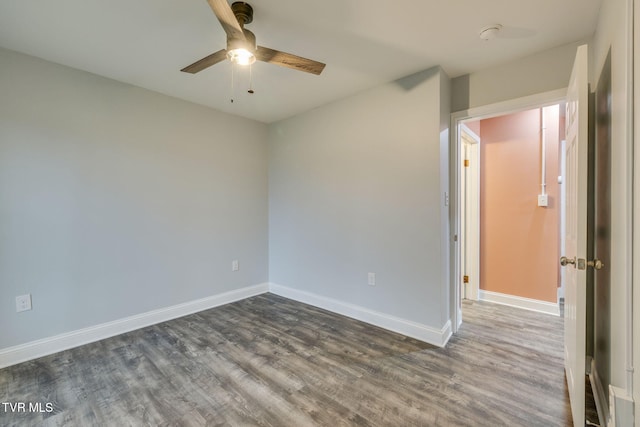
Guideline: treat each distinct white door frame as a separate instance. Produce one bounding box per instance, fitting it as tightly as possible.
[633,0,640,421]
[558,139,567,301]
[459,124,480,301]
[449,88,567,333]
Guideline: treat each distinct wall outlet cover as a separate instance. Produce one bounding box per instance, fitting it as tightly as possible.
[16,294,32,312]
[368,272,376,286]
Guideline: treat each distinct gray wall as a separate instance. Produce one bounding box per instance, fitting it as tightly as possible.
[451,40,586,112]
[268,67,451,329]
[0,48,269,349]
[2,33,606,358]
[439,70,451,326]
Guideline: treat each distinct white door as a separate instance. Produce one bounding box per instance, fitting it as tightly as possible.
[460,125,480,301]
[563,44,589,427]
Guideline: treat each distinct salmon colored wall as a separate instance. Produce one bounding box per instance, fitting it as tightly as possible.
[479,106,560,303]
[465,120,481,136]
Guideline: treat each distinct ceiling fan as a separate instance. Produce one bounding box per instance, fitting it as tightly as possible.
[181,0,326,75]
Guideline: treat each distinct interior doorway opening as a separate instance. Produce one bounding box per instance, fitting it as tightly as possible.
[458,105,565,317]
[450,89,568,332]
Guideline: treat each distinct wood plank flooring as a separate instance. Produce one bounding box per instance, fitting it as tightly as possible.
[0,294,572,426]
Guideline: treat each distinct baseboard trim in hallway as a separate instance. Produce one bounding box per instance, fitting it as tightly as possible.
[478,289,560,316]
[0,283,270,369]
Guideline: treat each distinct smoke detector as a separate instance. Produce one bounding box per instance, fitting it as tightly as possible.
[479,24,502,41]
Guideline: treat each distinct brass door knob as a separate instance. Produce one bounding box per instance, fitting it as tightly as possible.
[560,256,576,267]
[587,259,605,270]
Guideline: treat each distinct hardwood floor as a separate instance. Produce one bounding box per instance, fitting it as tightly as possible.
[1,294,572,426]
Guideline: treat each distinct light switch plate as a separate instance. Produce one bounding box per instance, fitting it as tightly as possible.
[537,194,548,207]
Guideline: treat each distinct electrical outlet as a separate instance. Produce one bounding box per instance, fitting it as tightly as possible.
[16,294,32,312]
[368,272,376,286]
[232,260,239,271]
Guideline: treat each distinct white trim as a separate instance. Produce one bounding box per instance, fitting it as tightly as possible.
[623,0,635,402]
[460,124,481,302]
[633,0,640,422]
[558,138,567,300]
[1,281,455,369]
[452,88,568,124]
[478,289,560,316]
[460,123,480,143]
[589,358,609,426]
[0,283,269,369]
[269,283,452,347]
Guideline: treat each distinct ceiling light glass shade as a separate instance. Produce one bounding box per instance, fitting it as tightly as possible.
[227,48,256,66]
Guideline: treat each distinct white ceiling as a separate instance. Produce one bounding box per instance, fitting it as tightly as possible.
[0,0,601,123]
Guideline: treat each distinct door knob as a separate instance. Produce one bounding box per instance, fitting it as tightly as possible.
[560,256,576,267]
[587,259,605,270]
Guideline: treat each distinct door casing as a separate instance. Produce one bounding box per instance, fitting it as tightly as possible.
[459,124,480,301]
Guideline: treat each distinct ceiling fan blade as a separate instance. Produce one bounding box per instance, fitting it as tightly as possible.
[181,49,227,74]
[206,0,245,41]
[255,46,326,75]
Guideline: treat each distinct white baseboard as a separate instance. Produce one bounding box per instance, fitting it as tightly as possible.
[589,358,609,426]
[269,283,452,347]
[609,385,635,427]
[1,282,452,369]
[0,283,269,369]
[478,289,560,316]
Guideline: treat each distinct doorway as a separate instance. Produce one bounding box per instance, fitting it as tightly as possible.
[451,44,618,426]
[450,89,567,331]
[455,103,564,318]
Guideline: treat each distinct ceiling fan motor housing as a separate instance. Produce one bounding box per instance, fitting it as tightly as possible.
[227,28,256,53]
[228,2,256,54]
[231,2,253,26]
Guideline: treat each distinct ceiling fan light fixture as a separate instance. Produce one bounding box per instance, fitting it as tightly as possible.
[226,28,257,66]
[227,48,256,65]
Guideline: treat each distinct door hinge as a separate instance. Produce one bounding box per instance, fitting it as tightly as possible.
[464,159,470,167]
[463,275,469,283]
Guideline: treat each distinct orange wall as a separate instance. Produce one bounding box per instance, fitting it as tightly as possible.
[465,120,481,136]
[479,106,560,302]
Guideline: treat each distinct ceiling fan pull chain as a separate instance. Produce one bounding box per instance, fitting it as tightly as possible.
[248,63,254,94]
[230,62,235,103]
